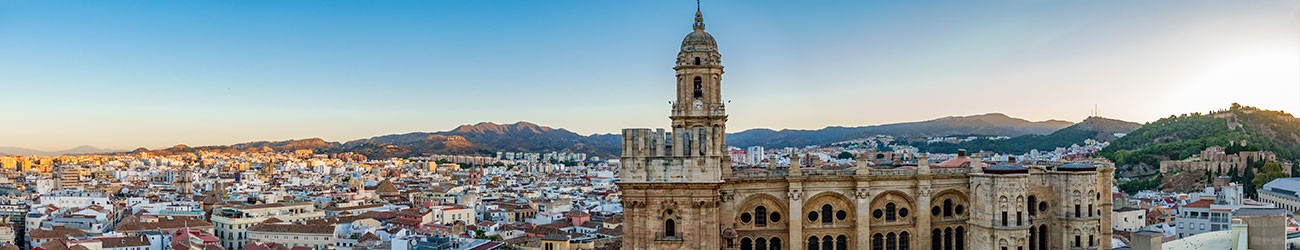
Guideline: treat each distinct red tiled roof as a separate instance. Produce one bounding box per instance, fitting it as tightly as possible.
[1184,199,1214,208]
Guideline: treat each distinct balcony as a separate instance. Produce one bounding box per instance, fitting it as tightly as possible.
[992,218,1034,229]
[655,232,684,242]
[670,102,726,117]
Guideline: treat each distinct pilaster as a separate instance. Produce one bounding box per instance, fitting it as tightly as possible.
[854,183,872,250]
[916,181,933,250]
[787,183,804,250]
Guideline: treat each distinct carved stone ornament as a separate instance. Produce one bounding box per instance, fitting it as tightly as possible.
[854,188,871,200]
[787,189,803,201]
[721,191,736,203]
[662,200,679,210]
[623,200,648,209]
[918,186,932,198]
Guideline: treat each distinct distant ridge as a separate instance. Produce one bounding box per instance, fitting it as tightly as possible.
[0,145,120,156]
[910,116,1142,154]
[727,113,1074,148]
[340,121,621,159]
[29,113,1126,160]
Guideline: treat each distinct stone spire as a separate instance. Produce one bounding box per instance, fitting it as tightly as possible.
[789,154,802,176]
[855,153,871,175]
[693,0,705,31]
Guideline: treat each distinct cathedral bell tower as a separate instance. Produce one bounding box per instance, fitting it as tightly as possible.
[616,4,726,249]
[671,7,727,154]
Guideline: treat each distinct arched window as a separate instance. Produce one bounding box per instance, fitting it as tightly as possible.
[823,235,835,250]
[770,237,782,250]
[757,238,768,250]
[955,227,965,250]
[808,236,820,250]
[692,77,703,98]
[1075,204,1081,218]
[899,232,910,250]
[741,238,753,250]
[886,203,897,221]
[931,229,941,250]
[886,233,896,250]
[821,204,834,224]
[694,57,701,65]
[1038,225,1047,250]
[943,228,953,250]
[1074,235,1080,247]
[755,206,768,226]
[943,199,953,217]
[872,234,883,250]
[1027,196,1037,216]
[664,219,676,238]
[835,235,847,250]
[1088,204,1093,217]
[1029,226,1036,250]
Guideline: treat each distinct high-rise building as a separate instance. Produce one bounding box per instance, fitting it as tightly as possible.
[616,6,1116,250]
[56,166,81,190]
[747,146,765,166]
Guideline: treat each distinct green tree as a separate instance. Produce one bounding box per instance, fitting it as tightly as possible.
[1252,162,1290,191]
[836,152,854,160]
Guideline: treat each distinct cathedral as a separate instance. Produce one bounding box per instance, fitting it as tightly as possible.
[617,7,1115,250]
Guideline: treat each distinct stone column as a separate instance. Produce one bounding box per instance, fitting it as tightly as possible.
[787,183,804,250]
[854,183,872,250]
[916,181,933,250]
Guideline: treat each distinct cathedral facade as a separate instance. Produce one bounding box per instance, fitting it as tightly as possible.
[616,8,1116,250]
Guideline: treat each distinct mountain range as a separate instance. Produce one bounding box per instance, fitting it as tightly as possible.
[2,113,1109,159]
[727,113,1074,149]
[0,145,121,157]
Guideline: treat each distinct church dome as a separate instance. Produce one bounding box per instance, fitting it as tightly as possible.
[984,164,1028,174]
[680,10,717,50]
[1057,162,1097,172]
[682,30,717,49]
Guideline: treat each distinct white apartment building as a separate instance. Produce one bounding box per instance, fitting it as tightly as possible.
[429,205,476,225]
[210,203,325,250]
[745,146,764,166]
[246,223,335,250]
[1112,207,1147,232]
[1175,183,1274,238]
[38,190,111,207]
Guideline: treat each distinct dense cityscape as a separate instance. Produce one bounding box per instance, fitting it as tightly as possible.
[3,1,1299,250]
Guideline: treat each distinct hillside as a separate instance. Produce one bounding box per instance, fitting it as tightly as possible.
[339,122,622,159]
[911,116,1141,154]
[1101,104,1300,175]
[0,145,121,156]
[96,122,619,160]
[727,113,1073,148]
[130,138,341,156]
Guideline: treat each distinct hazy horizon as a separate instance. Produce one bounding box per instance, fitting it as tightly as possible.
[2,0,1298,151]
[0,110,1262,152]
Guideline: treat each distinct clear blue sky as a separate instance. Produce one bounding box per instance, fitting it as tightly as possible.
[2,0,1298,151]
